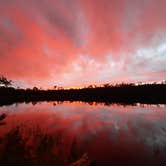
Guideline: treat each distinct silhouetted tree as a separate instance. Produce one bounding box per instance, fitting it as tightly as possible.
[87,85,93,88]
[57,86,64,90]
[161,80,166,84]
[33,87,39,91]
[0,75,12,87]
[103,83,110,88]
[53,85,57,90]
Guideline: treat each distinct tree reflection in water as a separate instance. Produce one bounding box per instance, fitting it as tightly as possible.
[0,102,166,166]
[0,126,87,166]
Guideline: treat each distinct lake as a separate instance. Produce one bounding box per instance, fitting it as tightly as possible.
[0,102,166,166]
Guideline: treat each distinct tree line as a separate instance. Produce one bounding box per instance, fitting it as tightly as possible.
[0,75,166,90]
[0,75,166,106]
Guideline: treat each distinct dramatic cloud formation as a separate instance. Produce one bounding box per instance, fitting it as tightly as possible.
[0,0,166,88]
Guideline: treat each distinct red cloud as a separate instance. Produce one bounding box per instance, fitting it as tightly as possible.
[0,0,166,88]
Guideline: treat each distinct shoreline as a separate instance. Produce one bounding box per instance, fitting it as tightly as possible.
[0,84,166,106]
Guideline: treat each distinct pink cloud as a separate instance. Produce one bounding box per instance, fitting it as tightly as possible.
[0,0,166,88]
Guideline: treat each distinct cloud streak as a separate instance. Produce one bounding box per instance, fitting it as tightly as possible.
[0,0,166,88]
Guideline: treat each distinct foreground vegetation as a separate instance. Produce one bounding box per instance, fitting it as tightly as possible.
[0,82,166,106]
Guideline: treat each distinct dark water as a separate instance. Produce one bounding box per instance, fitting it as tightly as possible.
[0,102,166,166]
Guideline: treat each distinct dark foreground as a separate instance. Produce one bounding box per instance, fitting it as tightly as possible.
[0,83,166,106]
[0,102,166,166]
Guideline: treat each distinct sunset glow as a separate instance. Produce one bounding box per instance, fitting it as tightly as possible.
[0,0,166,88]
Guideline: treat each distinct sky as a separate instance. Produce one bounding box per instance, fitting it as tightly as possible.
[0,0,166,88]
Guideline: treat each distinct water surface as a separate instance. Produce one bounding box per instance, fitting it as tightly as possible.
[0,102,166,166]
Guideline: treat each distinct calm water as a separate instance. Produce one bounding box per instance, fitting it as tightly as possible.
[0,102,166,166]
